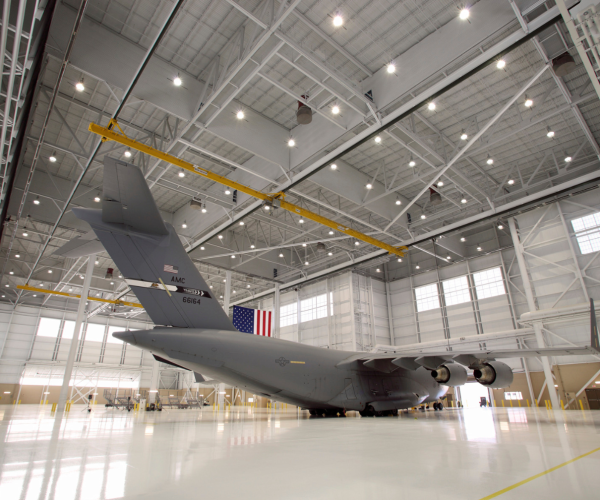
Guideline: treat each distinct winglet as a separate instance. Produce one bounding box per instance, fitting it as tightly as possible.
[592,299,599,352]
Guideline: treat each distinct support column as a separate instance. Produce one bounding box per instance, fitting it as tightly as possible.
[223,270,232,316]
[508,219,560,410]
[273,283,280,339]
[348,272,357,350]
[57,254,95,413]
[384,265,395,346]
[148,358,159,405]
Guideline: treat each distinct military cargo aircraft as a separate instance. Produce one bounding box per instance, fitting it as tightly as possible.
[69,158,600,417]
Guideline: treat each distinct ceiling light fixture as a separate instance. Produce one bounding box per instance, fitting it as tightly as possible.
[75,78,85,92]
[23,231,28,236]
[332,105,340,114]
[365,183,372,189]
[15,254,20,258]
[178,170,185,177]
[461,196,467,204]
[287,138,295,147]
[264,205,270,211]
[496,59,506,69]
[49,152,57,162]
[415,264,420,269]
[94,196,100,202]
[231,255,236,259]
[330,163,337,170]
[507,179,515,185]
[486,155,494,165]
[460,130,468,141]
[173,74,182,86]
[124,149,132,158]
[354,241,360,246]
[459,8,470,20]
[376,268,381,273]
[218,235,223,239]
[421,214,426,219]
[397,258,402,263]
[437,181,444,187]
[546,127,555,138]
[225,187,231,195]
[374,136,382,144]
[250,244,255,249]
[328,252,333,256]
[564,154,572,162]
[201,204,207,213]
[524,95,533,107]
[302,243,307,247]
[279,253,284,258]
[428,102,436,111]
[497,224,504,230]
[236,110,245,120]
[460,237,466,242]
[395,198,401,205]
[33,196,40,205]
[182,221,187,229]
[200,246,205,250]
[409,157,416,167]
[447,256,452,260]
[387,63,396,74]
[299,218,304,224]
[239,221,244,226]
[9,271,13,275]
[477,244,482,251]
[328,230,334,235]
[333,14,343,27]
[304,261,309,266]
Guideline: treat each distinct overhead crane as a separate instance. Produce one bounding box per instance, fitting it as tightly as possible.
[88,120,407,258]
[17,284,143,309]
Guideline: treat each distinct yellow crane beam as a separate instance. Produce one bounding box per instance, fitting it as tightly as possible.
[17,285,143,308]
[88,120,407,258]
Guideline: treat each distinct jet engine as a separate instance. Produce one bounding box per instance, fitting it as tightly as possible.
[430,364,468,387]
[473,361,514,388]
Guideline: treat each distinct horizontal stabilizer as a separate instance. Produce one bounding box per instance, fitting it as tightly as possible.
[52,232,105,258]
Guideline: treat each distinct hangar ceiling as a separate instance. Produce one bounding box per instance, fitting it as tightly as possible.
[1,0,599,318]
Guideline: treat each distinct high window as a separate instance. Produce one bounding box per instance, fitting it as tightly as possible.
[62,320,76,339]
[415,284,440,312]
[473,267,505,299]
[36,318,61,338]
[280,303,297,328]
[107,325,126,344]
[571,213,600,255]
[442,276,471,306]
[280,292,334,327]
[85,323,106,343]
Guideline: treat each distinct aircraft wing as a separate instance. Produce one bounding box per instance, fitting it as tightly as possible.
[340,300,599,373]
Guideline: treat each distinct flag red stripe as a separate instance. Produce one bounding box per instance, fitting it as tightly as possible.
[268,311,272,337]
[263,310,267,336]
[256,308,261,336]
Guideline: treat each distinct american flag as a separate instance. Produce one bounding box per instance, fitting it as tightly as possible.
[232,305,272,337]
[163,264,178,274]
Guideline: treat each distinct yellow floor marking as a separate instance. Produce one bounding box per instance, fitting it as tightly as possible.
[479,446,600,499]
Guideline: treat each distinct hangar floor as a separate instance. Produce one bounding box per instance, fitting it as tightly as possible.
[1,405,599,500]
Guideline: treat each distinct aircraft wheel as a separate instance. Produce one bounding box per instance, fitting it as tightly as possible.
[339,409,346,417]
[433,403,438,411]
[359,405,376,417]
[390,409,398,416]
[438,402,444,411]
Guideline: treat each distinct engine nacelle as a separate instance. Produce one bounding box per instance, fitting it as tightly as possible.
[431,364,468,387]
[473,361,514,388]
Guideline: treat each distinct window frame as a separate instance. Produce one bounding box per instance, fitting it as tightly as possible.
[571,212,600,255]
[472,267,506,300]
[414,283,440,312]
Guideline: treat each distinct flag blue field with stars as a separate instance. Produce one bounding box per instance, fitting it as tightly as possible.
[233,305,272,336]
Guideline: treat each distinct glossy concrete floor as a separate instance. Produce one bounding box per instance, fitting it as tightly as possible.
[1,405,600,500]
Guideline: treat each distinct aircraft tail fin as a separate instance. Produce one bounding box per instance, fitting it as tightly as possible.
[72,157,236,331]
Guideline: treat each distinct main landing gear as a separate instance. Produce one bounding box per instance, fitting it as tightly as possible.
[433,402,444,411]
[359,405,399,417]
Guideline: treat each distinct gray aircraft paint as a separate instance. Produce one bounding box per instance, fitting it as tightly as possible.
[72,158,600,413]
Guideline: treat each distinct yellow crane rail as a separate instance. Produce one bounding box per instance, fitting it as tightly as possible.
[17,285,143,308]
[89,120,407,258]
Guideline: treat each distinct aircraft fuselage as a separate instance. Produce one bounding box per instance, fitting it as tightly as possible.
[117,328,448,412]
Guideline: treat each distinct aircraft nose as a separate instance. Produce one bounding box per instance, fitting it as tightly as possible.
[112,331,137,345]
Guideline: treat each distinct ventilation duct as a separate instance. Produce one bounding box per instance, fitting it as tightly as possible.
[297,95,312,125]
[552,52,576,77]
[190,199,203,210]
